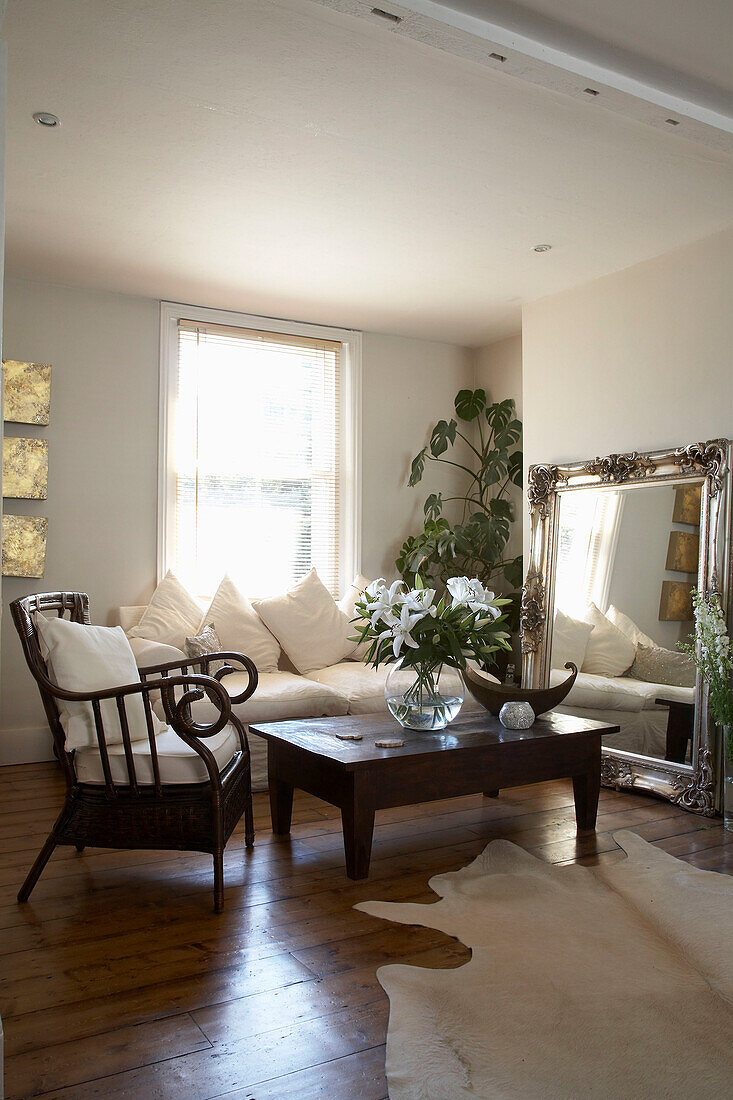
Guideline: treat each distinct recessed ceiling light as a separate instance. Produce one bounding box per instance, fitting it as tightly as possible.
[665,118,680,126]
[533,244,552,253]
[370,7,402,23]
[489,52,506,63]
[33,111,60,127]
[583,87,600,97]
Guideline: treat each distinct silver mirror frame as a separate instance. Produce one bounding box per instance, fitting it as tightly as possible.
[521,440,732,815]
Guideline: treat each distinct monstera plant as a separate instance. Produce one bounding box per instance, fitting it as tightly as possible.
[396,390,523,626]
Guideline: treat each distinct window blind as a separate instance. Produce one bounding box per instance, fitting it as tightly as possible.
[174,320,343,598]
[555,490,624,616]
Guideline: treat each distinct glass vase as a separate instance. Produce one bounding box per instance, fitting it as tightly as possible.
[384,661,464,731]
[724,725,733,833]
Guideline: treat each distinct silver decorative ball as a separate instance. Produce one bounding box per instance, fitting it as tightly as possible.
[499,701,536,730]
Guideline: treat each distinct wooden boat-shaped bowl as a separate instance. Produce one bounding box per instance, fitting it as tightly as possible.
[463,662,578,717]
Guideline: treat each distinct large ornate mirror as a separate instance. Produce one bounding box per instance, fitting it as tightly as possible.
[522,441,732,814]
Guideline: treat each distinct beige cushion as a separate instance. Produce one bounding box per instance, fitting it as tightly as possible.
[339,573,372,661]
[253,568,354,675]
[128,636,187,668]
[128,572,203,650]
[118,605,148,632]
[627,644,696,688]
[581,604,636,678]
[74,722,240,785]
[34,614,163,751]
[202,574,280,673]
[552,608,595,671]
[606,605,657,650]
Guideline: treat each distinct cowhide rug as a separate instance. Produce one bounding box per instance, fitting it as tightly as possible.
[356,831,733,1099]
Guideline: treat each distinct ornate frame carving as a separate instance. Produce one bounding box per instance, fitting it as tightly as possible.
[522,440,731,815]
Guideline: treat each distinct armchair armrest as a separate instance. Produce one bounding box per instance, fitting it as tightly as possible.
[139,651,259,706]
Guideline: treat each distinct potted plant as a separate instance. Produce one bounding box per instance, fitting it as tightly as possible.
[352,575,511,731]
[396,390,523,635]
[679,588,733,830]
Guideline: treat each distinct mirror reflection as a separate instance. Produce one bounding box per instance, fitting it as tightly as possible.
[550,481,701,763]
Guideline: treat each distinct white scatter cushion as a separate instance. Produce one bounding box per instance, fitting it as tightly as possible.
[74,722,239,786]
[128,637,187,669]
[128,572,203,650]
[552,608,595,671]
[253,568,354,675]
[202,574,280,673]
[606,605,658,650]
[581,603,636,678]
[34,614,162,751]
[118,605,148,633]
[338,573,372,661]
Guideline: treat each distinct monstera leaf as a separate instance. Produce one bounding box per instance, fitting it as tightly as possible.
[454,388,487,421]
[408,447,427,486]
[508,449,523,487]
[429,419,457,456]
[423,492,443,521]
[486,399,514,433]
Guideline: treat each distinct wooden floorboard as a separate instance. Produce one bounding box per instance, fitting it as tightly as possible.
[0,762,731,1099]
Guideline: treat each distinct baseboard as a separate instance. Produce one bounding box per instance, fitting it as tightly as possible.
[0,727,54,765]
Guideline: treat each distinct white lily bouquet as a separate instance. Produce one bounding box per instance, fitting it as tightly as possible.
[352,576,512,730]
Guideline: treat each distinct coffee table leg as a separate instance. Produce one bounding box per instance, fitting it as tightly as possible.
[572,765,601,833]
[270,777,294,835]
[341,786,375,880]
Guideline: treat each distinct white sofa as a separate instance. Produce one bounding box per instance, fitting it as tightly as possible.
[120,603,399,789]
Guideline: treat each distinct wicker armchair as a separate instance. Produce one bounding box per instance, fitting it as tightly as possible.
[10,591,259,912]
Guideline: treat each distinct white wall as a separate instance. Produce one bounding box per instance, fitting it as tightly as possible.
[360,332,474,578]
[1,279,160,762]
[523,228,733,475]
[473,335,523,567]
[0,279,473,762]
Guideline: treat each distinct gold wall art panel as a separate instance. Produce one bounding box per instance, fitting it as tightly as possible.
[2,438,49,499]
[672,484,702,526]
[2,514,48,578]
[659,580,693,622]
[2,360,52,425]
[665,530,699,574]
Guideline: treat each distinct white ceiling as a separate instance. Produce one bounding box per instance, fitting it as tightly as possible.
[2,0,733,346]
[435,0,733,105]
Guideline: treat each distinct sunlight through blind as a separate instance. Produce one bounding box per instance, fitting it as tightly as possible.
[174,320,343,597]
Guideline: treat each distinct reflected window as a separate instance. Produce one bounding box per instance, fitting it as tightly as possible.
[555,490,624,615]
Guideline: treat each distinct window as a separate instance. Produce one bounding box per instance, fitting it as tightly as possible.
[555,489,624,616]
[159,304,361,598]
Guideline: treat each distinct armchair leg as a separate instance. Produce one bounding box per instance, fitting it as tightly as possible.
[244,793,255,849]
[18,833,57,903]
[213,848,224,913]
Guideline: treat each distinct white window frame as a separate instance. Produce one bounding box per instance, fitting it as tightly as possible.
[158,301,362,598]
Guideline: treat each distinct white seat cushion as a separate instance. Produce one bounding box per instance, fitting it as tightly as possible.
[252,568,354,675]
[128,572,204,650]
[309,662,392,715]
[74,722,240,785]
[168,670,350,792]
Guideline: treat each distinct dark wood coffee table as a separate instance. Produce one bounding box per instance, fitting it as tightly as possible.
[250,709,618,879]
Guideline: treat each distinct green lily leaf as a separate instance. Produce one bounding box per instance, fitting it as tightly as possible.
[454,388,487,421]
